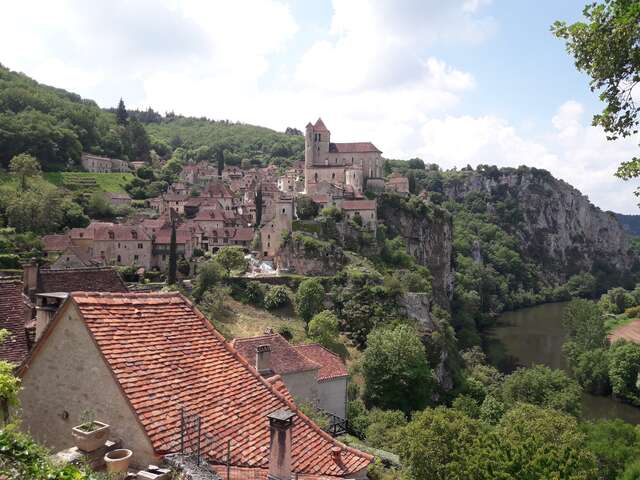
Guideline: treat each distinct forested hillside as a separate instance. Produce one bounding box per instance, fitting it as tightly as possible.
[616,213,640,236]
[0,64,303,172]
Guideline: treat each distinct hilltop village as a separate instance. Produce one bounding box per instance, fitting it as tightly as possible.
[41,119,408,274]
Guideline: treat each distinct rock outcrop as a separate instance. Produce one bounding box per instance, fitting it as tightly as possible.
[275,232,347,276]
[445,167,637,285]
[378,194,454,309]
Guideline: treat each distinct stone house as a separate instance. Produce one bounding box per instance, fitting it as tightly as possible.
[233,334,348,418]
[304,118,384,194]
[49,246,97,270]
[278,168,304,193]
[18,292,371,476]
[260,196,294,258]
[80,153,129,173]
[385,173,410,195]
[342,200,377,231]
[69,222,152,269]
[104,191,132,207]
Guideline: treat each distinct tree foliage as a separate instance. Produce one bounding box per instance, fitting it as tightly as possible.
[9,153,41,190]
[362,324,434,414]
[214,246,248,277]
[553,1,640,196]
[295,278,325,322]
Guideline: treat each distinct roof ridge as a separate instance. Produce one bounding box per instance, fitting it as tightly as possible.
[182,297,371,466]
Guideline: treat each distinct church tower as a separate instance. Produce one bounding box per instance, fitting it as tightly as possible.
[304,118,331,192]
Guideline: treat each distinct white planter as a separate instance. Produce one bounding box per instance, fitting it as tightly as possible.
[71,421,110,452]
[105,448,133,474]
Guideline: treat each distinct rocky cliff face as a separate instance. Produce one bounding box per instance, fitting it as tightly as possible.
[445,168,637,284]
[379,195,454,309]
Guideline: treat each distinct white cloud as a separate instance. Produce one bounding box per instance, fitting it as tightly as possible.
[416,101,640,213]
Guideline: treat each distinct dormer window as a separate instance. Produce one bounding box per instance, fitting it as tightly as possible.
[132,231,138,240]
[108,231,114,240]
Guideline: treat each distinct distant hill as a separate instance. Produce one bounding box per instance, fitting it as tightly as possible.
[616,213,640,236]
[0,63,304,172]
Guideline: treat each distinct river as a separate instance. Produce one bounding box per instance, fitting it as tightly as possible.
[486,302,640,424]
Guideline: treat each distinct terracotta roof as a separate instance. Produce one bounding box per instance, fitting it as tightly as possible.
[233,334,321,376]
[293,345,348,382]
[341,200,376,211]
[22,293,371,476]
[313,118,329,132]
[70,222,151,242]
[0,279,30,364]
[310,194,330,204]
[42,234,72,252]
[37,267,128,294]
[329,142,380,154]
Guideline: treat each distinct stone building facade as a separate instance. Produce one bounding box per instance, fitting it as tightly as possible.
[304,118,384,194]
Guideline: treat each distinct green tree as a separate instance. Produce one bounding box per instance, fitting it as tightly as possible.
[501,365,582,416]
[116,98,128,125]
[255,185,263,227]
[581,419,640,480]
[167,216,178,284]
[608,340,640,405]
[563,299,607,351]
[362,324,434,414]
[192,260,224,302]
[9,153,41,190]
[365,409,407,452]
[553,2,640,196]
[85,191,114,219]
[295,195,319,220]
[264,285,292,310]
[127,117,150,161]
[295,278,325,322]
[214,246,248,277]
[308,310,340,351]
[399,406,484,480]
[217,148,225,178]
[482,404,598,480]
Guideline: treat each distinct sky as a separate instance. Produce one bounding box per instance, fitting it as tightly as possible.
[1,0,639,213]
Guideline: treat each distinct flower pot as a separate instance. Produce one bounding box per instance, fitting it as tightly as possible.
[71,421,110,452]
[105,448,133,474]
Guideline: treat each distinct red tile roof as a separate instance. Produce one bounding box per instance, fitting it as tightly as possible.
[329,142,380,154]
[293,345,348,382]
[313,118,329,132]
[70,222,151,242]
[341,200,376,211]
[22,293,371,476]
[37,267,128,294]
[0,279,30,364]
[233,334,321,375]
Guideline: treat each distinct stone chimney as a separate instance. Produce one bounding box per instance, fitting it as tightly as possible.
[21,258,39,300]
[267,409,295,480]
[256,344,273,376]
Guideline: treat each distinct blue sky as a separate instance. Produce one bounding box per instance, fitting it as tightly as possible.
[1,0,638,212]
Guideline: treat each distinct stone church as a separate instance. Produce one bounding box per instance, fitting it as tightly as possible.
[304,118,384,194]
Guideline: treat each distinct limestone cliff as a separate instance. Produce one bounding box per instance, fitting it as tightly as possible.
[378,194,454,309]
[444,167,637,285]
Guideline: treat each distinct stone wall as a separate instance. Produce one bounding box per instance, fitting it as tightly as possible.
[19,302,158,468]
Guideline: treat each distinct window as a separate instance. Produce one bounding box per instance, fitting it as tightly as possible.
[332,173,335,180]
[132,231,138,240]
[282,208,285,214]
[138,243,143,249]
[117,255,121,263]
[79,233,84,238]
[108,231,114,240]
[134,254,139,261]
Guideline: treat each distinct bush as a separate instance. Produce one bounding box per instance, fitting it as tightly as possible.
[347,399,370,438]
[365,409,407,452]
[264,285,292,310]
[0,254,20,269]
[277,324,293,341]
[625,305,640,318]
[295,278,325,322]
[609,341,640,406]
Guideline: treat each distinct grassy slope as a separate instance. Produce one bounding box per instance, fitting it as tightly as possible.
[0,171,133,193]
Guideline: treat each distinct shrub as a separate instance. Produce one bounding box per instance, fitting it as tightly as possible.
[609,341,640,405]
[264,285,292,310]
[295,278,325,322]
[0,254,20,269]
[625,305,640,318]
[277,324,293,341]
[365,409,407,452]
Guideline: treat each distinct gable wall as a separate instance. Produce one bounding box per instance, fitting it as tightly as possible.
[19,302,157,467]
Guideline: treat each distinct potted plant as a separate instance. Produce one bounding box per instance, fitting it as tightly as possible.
[104,448,133,474]
[71,409,110,452]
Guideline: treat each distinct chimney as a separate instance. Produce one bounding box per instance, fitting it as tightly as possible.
[256,344,273,376]
[267,409,295,480]
[21,258,39,300]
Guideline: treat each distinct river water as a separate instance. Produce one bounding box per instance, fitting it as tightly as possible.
[486,302,640,424]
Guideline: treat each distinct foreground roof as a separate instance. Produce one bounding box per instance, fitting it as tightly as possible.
[37,267,128,294]
[293,345,348,382]
[24,293,371,476]
[233,334,321,375]
[0,279,30,364]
